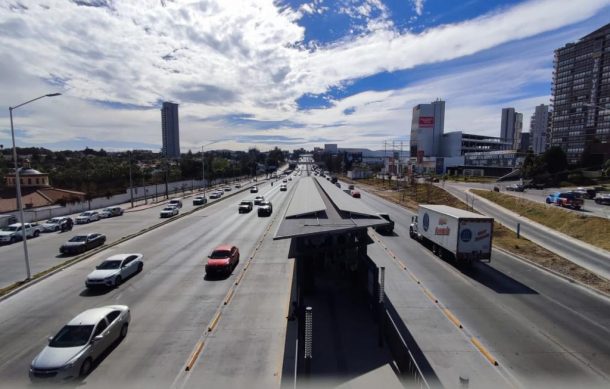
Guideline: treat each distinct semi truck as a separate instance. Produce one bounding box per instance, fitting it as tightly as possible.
[409,205,493,263]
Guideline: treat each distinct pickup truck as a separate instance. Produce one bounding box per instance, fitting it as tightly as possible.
[0,222,42,244]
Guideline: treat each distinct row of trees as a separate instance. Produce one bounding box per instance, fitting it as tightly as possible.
[520,146,608,185]
[0,146,287,198]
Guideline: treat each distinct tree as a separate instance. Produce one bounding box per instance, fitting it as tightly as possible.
[544,146,568,175]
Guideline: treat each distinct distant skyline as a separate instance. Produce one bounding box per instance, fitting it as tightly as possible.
[1,0,610,152]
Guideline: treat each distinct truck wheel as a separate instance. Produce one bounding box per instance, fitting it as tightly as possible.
[34,231,40,238]
[9,236,16,244]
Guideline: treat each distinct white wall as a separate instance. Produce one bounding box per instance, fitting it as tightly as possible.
[10,177,244,223]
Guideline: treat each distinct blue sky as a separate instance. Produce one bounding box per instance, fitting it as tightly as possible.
[0,0,609,152]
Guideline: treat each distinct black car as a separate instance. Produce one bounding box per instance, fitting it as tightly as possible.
[60,233,106,255]
[257,201,273,217]
[193,196,208,206]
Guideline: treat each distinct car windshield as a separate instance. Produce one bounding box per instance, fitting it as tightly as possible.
[163,207,173,211]
[50,325,94,348]
[3,226,20,232]
[210,250,231,259]
[69,236,88,242]
[97,260,121,270]
[46,219,61,224]
[80,212,92,216]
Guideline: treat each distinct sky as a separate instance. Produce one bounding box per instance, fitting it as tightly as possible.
[0,0,609,153]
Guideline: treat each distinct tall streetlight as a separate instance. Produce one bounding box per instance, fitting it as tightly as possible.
[9,93,61,280]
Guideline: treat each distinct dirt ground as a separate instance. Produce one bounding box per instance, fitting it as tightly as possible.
[343,177,610,295]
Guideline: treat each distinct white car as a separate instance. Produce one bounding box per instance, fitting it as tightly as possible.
[160,206,179,218]
[29,305,130,381]
[76,211,100,224]
[209,191,222,199]
[85,254,144,289]
[0,223,41,243]
[41,217,71,232]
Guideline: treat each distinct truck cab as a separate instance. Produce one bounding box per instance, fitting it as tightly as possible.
[409,215,419,239]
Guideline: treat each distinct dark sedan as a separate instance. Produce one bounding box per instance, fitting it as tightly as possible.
[257,201,273,217]
[60,233,106,255]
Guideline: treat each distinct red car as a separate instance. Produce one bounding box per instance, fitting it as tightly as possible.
[351,190,361,198]
[205,245,240,276]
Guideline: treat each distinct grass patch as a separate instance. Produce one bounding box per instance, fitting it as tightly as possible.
[343,176,610,295]
[471,189,610,252]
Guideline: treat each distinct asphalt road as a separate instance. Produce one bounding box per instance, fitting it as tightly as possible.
[0,177,295,388]
[442,182,610,280]
[352,183,610,388]
[0,179,258,290]
[457,181,610,219]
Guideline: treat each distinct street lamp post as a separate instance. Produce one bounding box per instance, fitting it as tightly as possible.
[9,93,61,280]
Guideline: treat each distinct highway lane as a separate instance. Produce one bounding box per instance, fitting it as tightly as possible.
[0,179,262,289]
[442,182,610,279]
[352,184,610,388]
[0,179,294,388]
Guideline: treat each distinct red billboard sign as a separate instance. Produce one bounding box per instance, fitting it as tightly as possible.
[419,116,434,128]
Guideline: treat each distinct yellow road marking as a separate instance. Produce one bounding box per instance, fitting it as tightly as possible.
[185,340,205,371]
[471,337,499,366]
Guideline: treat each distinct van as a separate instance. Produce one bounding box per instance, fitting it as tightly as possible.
[0,214,18,229]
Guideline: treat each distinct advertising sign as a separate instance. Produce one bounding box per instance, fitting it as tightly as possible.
[419,116,434,128]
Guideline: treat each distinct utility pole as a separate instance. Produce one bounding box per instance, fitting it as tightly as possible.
[129,152,134,208]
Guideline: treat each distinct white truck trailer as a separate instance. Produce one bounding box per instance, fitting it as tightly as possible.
[409,205,493,263]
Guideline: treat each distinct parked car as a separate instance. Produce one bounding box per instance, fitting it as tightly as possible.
[41,217,72,232]
[280,184,287,191]
[160,206,179,218]
[254,195,265,205]
[29,305,130,381]
[574,187,596,199]
[85,254,144,289]
[235,183,242,188]
[348,184,355,190]
[250,186,258,193]
[351,190,361,198]
[335,182,341,188]
[258,201,273,217]
[168,198,183,208]
[205,245,240,276]
[76,211,100,224]
[99,207,123,218]
[506,184,525,192]
[223,186,232,192]
[209,191,223,199]
[373,213,395,235]
[239,200,254,213]
[0,222,42,244]
[193,196,207,206]
[60,233,106,255]
[594,193,610,205]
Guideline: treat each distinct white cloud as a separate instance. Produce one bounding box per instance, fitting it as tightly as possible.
[0,0,608,152]
[412,0,425,16]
